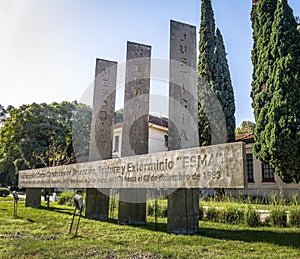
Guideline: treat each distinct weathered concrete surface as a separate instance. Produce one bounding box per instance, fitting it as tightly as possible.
[168,20,199,234]
[121,41,151,157]
[167,188,199,234]
[118,189,147,225]
[25,188,41,208]
[19,143,246,189]
[85,188,109,220]
[89,58,117,162]
[118,41,151,225]
[86,58,117,220]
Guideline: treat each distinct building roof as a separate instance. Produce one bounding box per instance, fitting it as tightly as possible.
[235,132,254,144]
[114,114,168,129]
[149,115,168,128]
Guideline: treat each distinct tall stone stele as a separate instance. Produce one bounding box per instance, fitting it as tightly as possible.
[168,20,199,234]
[118,41,151,225]
[85,58,117,220]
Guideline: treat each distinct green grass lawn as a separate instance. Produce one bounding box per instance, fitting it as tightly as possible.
[0,196,14,202]
[0,201,300,258]
[200,200,285,211]
[0,195,25,202]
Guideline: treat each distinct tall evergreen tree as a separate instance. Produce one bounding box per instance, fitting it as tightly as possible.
[251,0,277,119]
[198,0,236,145]
[198,0,216,146]
[251,0,300,183]
[198,0,236,198]
[198,0,215,83]
[214,28,236,141]
[250,0,277,165]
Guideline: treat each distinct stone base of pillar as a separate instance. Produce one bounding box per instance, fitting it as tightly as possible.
[118,188,146,225]
[167,188,199,234]
[25,188,41,208]
[85,188,109,220]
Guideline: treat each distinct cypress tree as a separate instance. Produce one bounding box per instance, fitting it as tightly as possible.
[198,0,216,146]
[198,0,215,82]
[251,0,300,183]
[251,0,277,118]
[198,0,236,145]
[214,28,236,142]
[198,0,236,198]
[251,0,277,164]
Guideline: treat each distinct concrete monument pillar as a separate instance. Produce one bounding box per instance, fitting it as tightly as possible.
[25,188,41,208]
[167,20,199,234]
[118,41,151,225]
[86,58,117,220]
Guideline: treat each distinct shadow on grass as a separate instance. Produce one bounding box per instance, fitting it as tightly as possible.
[36,205,300,250]
[105,218,300,249]
[87,217,168,233]
[140,221,167,233]
[198,226,300,249]
[38,205,74,216]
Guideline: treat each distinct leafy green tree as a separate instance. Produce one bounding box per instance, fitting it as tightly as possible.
[0,105,7,123]
[251,0,300,183]
[0,101,91,186]
[114,108,124,124]
[0,105,13,126]
[236,121,256,135]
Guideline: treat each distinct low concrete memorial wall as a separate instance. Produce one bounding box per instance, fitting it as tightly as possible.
[19,142,245,189]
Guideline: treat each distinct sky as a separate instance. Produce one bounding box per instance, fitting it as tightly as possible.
[0,0,299,127]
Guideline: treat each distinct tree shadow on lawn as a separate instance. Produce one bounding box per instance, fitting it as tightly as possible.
[36,206,300,250]
[198,226,300,249]
[38,205,74,216]
[92,218,168,233]
[109,219,300,250]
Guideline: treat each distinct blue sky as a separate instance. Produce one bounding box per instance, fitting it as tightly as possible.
[0,0,299,126]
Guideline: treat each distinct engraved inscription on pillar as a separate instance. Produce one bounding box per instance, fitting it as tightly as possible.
[168,20,199,235]
[169,20,198,150]
[89,59,117,161]
[122,41,151,157]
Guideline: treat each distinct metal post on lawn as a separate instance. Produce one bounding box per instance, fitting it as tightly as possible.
[75,208,83,236]
[12,191,19,218]
[69,207,77,235]
[69,194,84,236]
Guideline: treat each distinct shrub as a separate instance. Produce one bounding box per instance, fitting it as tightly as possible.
[205,207,220,222]
[244,205,260,227]
[269,190,287,206]
[220,206,244,225]
[147,202,155,216]
[289,206,300,227]
[269,207,287,227]
[288,192,299,206]
[57,191,76,206]
[0,187,10,197]
[147,200,167,218]
[264,215,272,226]
[199,206,204,220]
